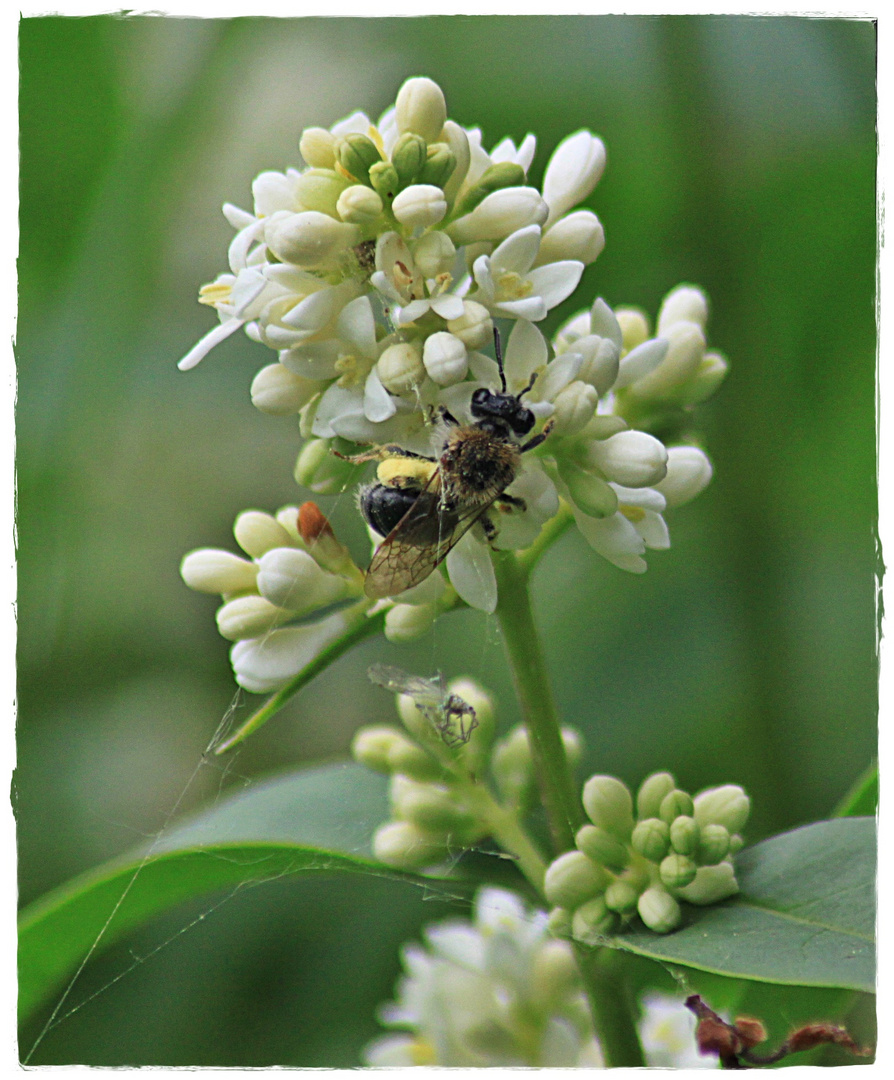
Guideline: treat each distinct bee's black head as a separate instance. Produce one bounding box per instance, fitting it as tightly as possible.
[470,387,536,436]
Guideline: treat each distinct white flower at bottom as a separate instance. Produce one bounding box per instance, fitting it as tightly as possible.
[639,993,716,1068]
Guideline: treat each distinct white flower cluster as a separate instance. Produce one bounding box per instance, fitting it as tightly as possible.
[544,773,751,939]
[179,75,726,633]
[364,887,712,1067]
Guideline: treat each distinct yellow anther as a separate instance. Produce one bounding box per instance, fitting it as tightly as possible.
[495,270,534,301]
[198,281,232,307]
[620,504,646,523]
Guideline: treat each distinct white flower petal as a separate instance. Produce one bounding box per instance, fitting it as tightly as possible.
[633,508,670,549]
[279,340,341,380]
[615,337,669,389]
[589,297,623,349]
[177,318,244,371]
[503,319,547,393]
[496,296,548,322]
[336,295,378,358]
[490,224,542,275]
[574,508,648,572]
[364,367,397,423]
[536,352,583,402]
[527,260,585,310]
[222,202,254,229]
[429,293,466,321]
[446,532,497,612]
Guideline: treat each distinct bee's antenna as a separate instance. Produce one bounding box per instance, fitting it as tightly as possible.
[517,370,538,400]
[493,326,507,393]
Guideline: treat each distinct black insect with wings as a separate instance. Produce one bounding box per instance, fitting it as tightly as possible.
[345,331,552,600]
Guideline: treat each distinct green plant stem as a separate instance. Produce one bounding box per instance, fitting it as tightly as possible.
[462,785,548,892]
[493,550,583,854]
[516,501,575,576]
[574,946,647,1067]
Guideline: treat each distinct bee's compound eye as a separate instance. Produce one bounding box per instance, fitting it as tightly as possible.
[512,407,536,435]
[471,388,491,406]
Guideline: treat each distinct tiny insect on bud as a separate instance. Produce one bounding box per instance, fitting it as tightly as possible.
[659,788,695,824]
[631,817,671,862]
[544,850,610,910]
[637,885,681,934]
[582,775,635,840]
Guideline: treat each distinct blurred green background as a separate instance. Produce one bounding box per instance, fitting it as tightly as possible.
[18,14,876,1065]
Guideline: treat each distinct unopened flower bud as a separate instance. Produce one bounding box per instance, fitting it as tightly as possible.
[386,740,443,783]
[543,130,606,228]
[216,595,293,641]
[728,834,744,855]
[693,786,751,833]
[657,284,709,334]
[576,824,629,870]
[560,463,619,519]
[377,341,425,394]
[670,815,700,856]
[294,169,349,217]
[294,438,357,495]
[352,725,407,773]
[696,823,731,865]
[439,121,471,204]
[637,772,677,819]
[628,321,705,402]
[392,184,448,229]
[453,162,527,217]
[391,132,428,188]
[446,300,493,350]
[678,351,729,406]
[393,781,478,837]
[585,430,668,488]
[561,727,584,768]
[373,820,446,870]
[234,511,295,559]
[265,210,359,268]
[274,506,302,543]
[337,184,384,224]
[384,602,437,642]
[551,380,599,436]
[369,161,400,202]
[419,142,457,188]
[491,725,534,805]
[448,186,548,245]
[659,789,694,824]
[256,547,348,613]
[660,853,698,889]
[675,862,739,906]
[297,502,356,578]
[572,895,616,945]
[299,127,338,169]
[412,231,456,278]
[615,308,650,352]
[582,775,635,840]
[638,886,681,933]
[544,850,609,909]
[654,446,713,509]
[395,77,447,144]
[338,132,382,184]
[250,363,323,416]
[547,906,574,939]
[631,818,670,862]
[604,879,640,915]
[537,210,605,266]
[180,549,258,595]
[531,939,579,1007]
[423,332,468,386]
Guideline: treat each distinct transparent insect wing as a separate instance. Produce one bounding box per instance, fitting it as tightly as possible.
[367,664,443,705]
[364,469,496,600]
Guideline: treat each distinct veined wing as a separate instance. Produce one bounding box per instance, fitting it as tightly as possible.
[367,663,445,708]
[364,470,496,600]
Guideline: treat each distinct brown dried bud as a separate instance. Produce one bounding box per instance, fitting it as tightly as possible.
[297,501,358,580]
[298,501,334,545]
[786,1022,866,1056]
[732,1016,767,1049]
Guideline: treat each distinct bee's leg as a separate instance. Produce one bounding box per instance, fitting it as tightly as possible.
[334,444,435,464]
[519,419,555,454]
[479,513,498,541]
[435,405,461,427]
[496,493,527,512]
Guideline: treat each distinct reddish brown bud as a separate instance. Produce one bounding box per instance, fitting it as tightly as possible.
[786,1023,866,1056]
[732,1017,767,1049]
[298,501,335,545]
[695,1016,742,1059]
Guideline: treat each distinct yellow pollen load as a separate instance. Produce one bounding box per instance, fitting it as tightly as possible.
[620,504,646,523]
[496,270,534,301]
[377,457,437,487]
[198,281,232,307]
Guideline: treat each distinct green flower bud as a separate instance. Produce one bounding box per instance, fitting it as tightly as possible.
[368,161,400,202]
[419,142,457,188]
[453,161,526,217]
[372,820,445,870]
[299,126,338,169]
[604,879,640,915]
[391,132,427,189]
[393,782,478,837]
[294,437,357,495]
[386,739,443,783]
[491,725,534,806]
[572,895,616,946]
[674,862,739,906]
[669,815,700,856]
[384,603,436,643]
[336,184,384,225]
[697,823,731,865]
[637,885,681,934]
[531,939,579,1007]
[659,789,694,824]
[631,818,670,862]
[561,727,585,769]
[395,76,447,144]
[351,725,406,773]
[636,772,676,819]
[544,850,610,910]
[440,120,471,206]
[615,308,650,352]
[338,133,382,184]
[729,834,744,855]
[659,853,698,890]
[582,775,635,840]
[693,785,751,834]
[294,169,350,217]
[547,907,573,940]
[576,824,629,871]
[558,461,619,518]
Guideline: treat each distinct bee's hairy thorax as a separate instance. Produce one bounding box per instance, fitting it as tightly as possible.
[439,425,521,510]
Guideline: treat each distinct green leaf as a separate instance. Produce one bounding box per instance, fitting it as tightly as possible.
[833,761,878,817]
[18,763,468,1023]
[605,818,875,992]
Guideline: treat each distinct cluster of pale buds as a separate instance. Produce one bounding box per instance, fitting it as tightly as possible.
[364,887,711,1067]
[545,773,751,938]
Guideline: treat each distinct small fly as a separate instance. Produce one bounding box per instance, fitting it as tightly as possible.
[367,663,478,748]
